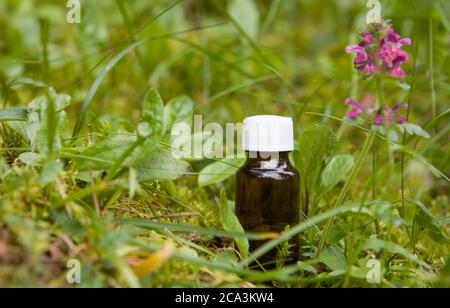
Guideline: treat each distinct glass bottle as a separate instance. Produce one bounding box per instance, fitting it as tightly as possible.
[236,116,300,268]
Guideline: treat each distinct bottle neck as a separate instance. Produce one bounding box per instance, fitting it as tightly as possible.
[246,151,291,162]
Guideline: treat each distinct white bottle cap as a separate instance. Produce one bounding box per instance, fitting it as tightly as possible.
[243,115,294,152]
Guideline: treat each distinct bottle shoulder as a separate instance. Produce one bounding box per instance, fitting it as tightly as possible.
[237,161,299,180]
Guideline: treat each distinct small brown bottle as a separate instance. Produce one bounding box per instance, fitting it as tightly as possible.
[236,116,300,268]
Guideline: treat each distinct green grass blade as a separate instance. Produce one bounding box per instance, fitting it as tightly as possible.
[114,217,278,241]
[0,109,28,121]
[71,39,145,138]
[71,24,226,139]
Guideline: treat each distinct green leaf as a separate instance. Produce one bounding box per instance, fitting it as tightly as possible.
[438,216,450,226]
[27,88,70,158]
[319,245,347,271]
[397,123,430,138]
[0,109,28,121]
[198,158,245,187]
[228,0,260,40]
[163,96,194,131]
[133,147,191,182]
[408,199,450,245]
[319,154,354,197]
[137,122,151,138]
[142,88,164,137]
[361,238,432,269]
[18,152,43,167]
[74,135,136,171]
[326,224,350,245]
[6,122,28,141]
[13,89,71,185]
[294,125,336,209]
[74,133,186,182]
[17,89,70,154]
[220,188,249,259]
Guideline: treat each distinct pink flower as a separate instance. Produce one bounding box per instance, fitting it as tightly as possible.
[373,104,408,125]
[345,98,364,119]
[344,97,408,126]
[374,112,384,125]
[361,32,374,46]
[390,66,405,78]
[391,103,408,124]
[346,21,411,78]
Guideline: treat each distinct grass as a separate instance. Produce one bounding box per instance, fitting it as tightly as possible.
[0,0,449,288]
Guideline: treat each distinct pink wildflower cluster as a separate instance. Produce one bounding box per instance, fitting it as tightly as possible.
[346,22,411,78]
[345,98,407,126]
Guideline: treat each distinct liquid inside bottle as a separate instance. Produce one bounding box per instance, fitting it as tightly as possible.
[236,116,301,268]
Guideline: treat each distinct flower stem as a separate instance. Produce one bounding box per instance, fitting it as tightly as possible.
[375,76,394,166]
[375,76,384,108]
[317,128,376,255]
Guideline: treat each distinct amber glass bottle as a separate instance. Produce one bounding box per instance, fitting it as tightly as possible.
[236,116,300,267]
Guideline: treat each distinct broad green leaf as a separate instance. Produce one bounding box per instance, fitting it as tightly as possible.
[137,122,151,138]
[220,188,249,259]
[18,152,43,167]
[409,199,450,245]
[163,96,194,132]
[133,147,191,182]
[75,135,136,171]
[198,158,245,187]
[228,0,260,40]
[397,123,430,138]
[0,109,28,121]
[141,88,164,137]
[351,202,403,225]
[319,154,354,197]
[319,245,347,271]
[361,238,431,269]
[24,88,70,153]
[14,88,71,185]
[74,133,184,182]
[6,121,28,141]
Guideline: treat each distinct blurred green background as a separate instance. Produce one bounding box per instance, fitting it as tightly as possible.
[0,0,449,287]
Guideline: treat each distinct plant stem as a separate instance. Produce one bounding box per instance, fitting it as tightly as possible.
[429,18,436,136]
[163,180,178,198]
[375,77,384,109]
[401,7,418,228]
[375,77,394,167]
[317,128,376,255]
